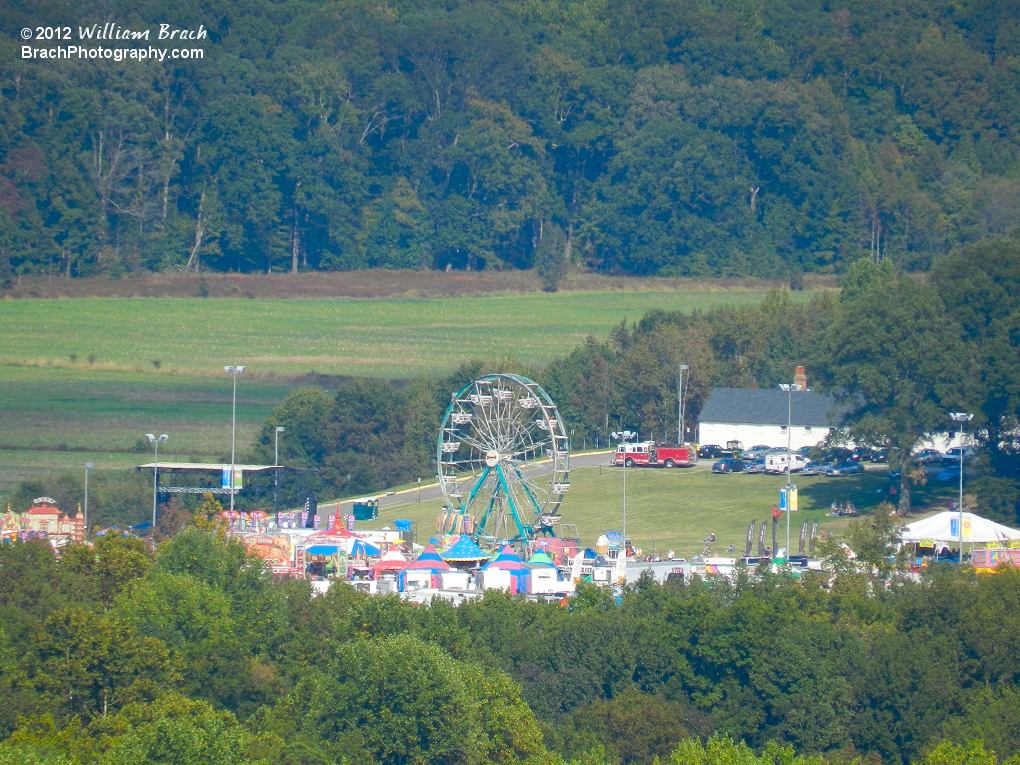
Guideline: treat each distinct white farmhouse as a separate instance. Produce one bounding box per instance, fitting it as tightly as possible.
[697,383,845,451]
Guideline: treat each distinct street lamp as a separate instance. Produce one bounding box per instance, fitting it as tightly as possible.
[611,430,636,559]
[84,462,95,537]
[224,365,245,512]
[949,412,974,564]
[678,364,689,445]
[145,434,169,530]
[274,426,285,515]
[778,383,802,557]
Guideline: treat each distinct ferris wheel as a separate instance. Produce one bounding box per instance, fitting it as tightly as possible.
[437,374,570,545]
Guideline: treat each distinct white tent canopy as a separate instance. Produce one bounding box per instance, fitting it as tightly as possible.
[378,549,407,563]
[899,511,1020,546]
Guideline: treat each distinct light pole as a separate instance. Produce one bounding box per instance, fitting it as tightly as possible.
[611,430,635,559]
[224,366,245,513]
[778,383,802,557]
[678,364,689,445]
[274,425,285,516]
[145,434,168,530]
[84,462,95,537]
[949,412,974,564]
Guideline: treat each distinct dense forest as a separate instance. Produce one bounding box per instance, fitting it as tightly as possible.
[239,234,1020,526]
[2,0,1019,281]
[2,530,1020,765]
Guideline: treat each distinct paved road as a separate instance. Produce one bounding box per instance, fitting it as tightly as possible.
[318,450,616,520]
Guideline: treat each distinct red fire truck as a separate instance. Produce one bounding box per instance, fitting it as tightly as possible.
[613,441,697,468]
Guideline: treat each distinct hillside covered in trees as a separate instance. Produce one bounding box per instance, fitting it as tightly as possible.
[2,0,1019,281]
[2,530,1020,765]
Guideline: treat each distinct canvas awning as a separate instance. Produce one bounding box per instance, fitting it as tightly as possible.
[305,545,340,555]
[900,511,1020,546]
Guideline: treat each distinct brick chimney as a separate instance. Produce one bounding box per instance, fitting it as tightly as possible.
[793,366,807,391]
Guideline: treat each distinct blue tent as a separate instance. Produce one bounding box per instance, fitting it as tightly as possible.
[441,535,489,563]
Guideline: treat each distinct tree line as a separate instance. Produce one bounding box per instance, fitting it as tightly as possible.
[2,0,1019,284]
[247,234,1019,527]
[2,529,1020,765]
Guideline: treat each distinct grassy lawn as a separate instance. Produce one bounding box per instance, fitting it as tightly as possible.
[0,288,815,498]
[0,366,288,500]
[367,463,957,559]
[0,290,813,379]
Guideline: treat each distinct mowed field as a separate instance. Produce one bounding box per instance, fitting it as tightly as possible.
[0,288,816,501]
[0,290,802,378]
[365,462,954,559]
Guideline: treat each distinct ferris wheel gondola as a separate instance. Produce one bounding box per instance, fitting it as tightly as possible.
[437,374,569,546]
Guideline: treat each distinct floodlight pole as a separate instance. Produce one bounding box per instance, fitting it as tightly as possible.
[225,366,245,513]
[779,383,802,557]
[678,364,689,445]
[146,434,168,530]
[274,426,285,516]
[949,412,974,564]
[84,462,95,538]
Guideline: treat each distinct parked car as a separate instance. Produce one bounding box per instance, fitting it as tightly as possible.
[916,448,944,464]
[712,458,746,473]
[943,447,977,464]
[937,465,962,482]
[744,458,767,474]
[871,448,888,463]
[851,446,873,462]
[826,461,864,476]
[742,445,773,460]
[698,444,725,459]
[796,446,814,457]
[800,461,826,476]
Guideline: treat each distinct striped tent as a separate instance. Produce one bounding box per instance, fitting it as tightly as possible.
[400,544,451,590]
[406,544,451,571]
[481,544,528,593]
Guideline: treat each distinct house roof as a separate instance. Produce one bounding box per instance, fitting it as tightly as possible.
[698,388,845,428]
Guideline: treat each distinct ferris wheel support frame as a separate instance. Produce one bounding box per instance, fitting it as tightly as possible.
[436,374,569,545]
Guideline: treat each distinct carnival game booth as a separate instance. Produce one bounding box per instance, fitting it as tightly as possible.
[400,544,451,590]
[900,511,1020,562]
[525,550,575,595]
[300,529,355,580]
[478,545,528,593]
[526,537,581,568]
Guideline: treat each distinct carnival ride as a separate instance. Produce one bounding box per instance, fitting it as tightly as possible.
[437,374,570,547]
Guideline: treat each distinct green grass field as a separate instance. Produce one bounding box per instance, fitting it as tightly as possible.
[367,463,955,559]
[0,290,808,378]
[0,289,815,500]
